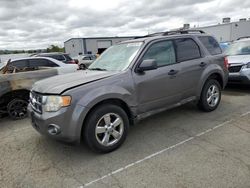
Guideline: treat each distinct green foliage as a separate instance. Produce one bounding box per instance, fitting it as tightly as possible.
[0,44,64,55]
[47,45,65,53]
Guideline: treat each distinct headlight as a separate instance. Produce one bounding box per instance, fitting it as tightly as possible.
[247,62,250,68]
[43,96,71,112]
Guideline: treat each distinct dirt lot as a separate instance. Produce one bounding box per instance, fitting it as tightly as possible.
[0,86,250,188]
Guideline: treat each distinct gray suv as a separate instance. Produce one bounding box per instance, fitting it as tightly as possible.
[28,30,228,153]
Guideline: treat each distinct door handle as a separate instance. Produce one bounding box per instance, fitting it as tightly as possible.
[168,69,179,75]
[199,62,207,67]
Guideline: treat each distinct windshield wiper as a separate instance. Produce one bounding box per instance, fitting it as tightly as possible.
[88,68,107,71]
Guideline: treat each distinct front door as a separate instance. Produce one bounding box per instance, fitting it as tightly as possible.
[132,40,183,114]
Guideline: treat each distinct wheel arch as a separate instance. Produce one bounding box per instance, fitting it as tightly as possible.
[80,98,134,139]
[207,73,223,88]
[0,89,30,106]
[196,71,224,98]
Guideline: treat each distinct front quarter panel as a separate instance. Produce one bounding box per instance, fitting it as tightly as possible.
[63,71,136,120]
[77,85,134,108]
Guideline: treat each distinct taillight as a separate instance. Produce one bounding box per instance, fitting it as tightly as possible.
[69,60,77,64]
[224,56,229,69]
[74,59,79,64]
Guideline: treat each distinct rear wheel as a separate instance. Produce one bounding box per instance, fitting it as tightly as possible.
[198,79,221,112]
[84,104,129,153]
[7,98,28,120]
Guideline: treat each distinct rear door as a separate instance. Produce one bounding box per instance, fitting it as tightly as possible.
[174,37,206,99]
[133,40,183,114]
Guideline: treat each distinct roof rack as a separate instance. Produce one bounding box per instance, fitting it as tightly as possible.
[135,29,205,39]
[237,36,250,40]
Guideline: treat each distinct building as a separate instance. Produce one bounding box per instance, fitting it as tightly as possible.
[195,18,250,43]
[64,36,137,57]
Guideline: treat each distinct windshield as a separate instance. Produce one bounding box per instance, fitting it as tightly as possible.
[225,41,250,56]
[88,42,142,71]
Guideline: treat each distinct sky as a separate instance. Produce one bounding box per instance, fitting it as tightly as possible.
[0,0,249,50]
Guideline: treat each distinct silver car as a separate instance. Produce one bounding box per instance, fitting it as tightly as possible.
[225,37,250,84]
[28,30,228,153]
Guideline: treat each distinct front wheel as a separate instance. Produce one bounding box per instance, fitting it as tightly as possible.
[79,64,86,70]
[83,104,129,153]
[198,79,221,112]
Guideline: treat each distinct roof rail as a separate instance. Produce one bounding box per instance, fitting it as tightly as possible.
[163,29,205,35]
[237,36,250,40]
[135,29,205,39]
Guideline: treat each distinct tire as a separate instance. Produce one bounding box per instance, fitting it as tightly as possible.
[7,98,28,120]
[198,79,221,112]
[79,64,86,70]
[84,104,129,153]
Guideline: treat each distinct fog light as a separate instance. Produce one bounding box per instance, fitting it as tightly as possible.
[48,124,61,135]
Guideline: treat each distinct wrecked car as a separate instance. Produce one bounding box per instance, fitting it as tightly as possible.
[0,57,78,119]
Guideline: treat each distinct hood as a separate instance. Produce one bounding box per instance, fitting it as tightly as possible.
[32,70,118,94]
[227,55,250,65]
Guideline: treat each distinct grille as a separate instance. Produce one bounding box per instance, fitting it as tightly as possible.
[30,91,43,114]
[228,65,243,73]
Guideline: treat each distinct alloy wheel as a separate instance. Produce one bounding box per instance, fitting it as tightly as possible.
[95,113,124,147]
[206,85,219,107]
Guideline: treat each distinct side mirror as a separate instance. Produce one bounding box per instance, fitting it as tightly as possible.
[137,59,157,72]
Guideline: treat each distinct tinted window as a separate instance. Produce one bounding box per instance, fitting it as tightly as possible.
[64,54,72,61]
[175,38,201,62]
[142,40,176,67]
[198,36,222,55]
[52,55,65,61]
[10,60,28,69]
[83,56,91,60]
[40,54,65,61]
[29,59,59,67]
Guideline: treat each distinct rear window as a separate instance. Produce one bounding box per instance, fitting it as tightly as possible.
[198,36,222,55]
[175,38,201,62]
[51,55,65,61]
[39,54,65,61]
[64,54,72,61]
[83,56,91,60]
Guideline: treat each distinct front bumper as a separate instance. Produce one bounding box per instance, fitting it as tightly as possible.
[228,69,250,84]
[28,104,89,143]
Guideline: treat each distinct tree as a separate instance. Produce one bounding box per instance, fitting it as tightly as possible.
[47,45,64,53]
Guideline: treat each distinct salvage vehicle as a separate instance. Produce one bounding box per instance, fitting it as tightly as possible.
[29,30,228,153]
[74,54,97,70]
[225,37,250,84]
[0,57,78,119]
[34,52,77,65]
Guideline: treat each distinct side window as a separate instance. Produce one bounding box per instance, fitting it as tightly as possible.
[142,40,176,67]
[29,59,59,68]
[175,38,201,62]
[198,36,222,55]
[10,60,28,69]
